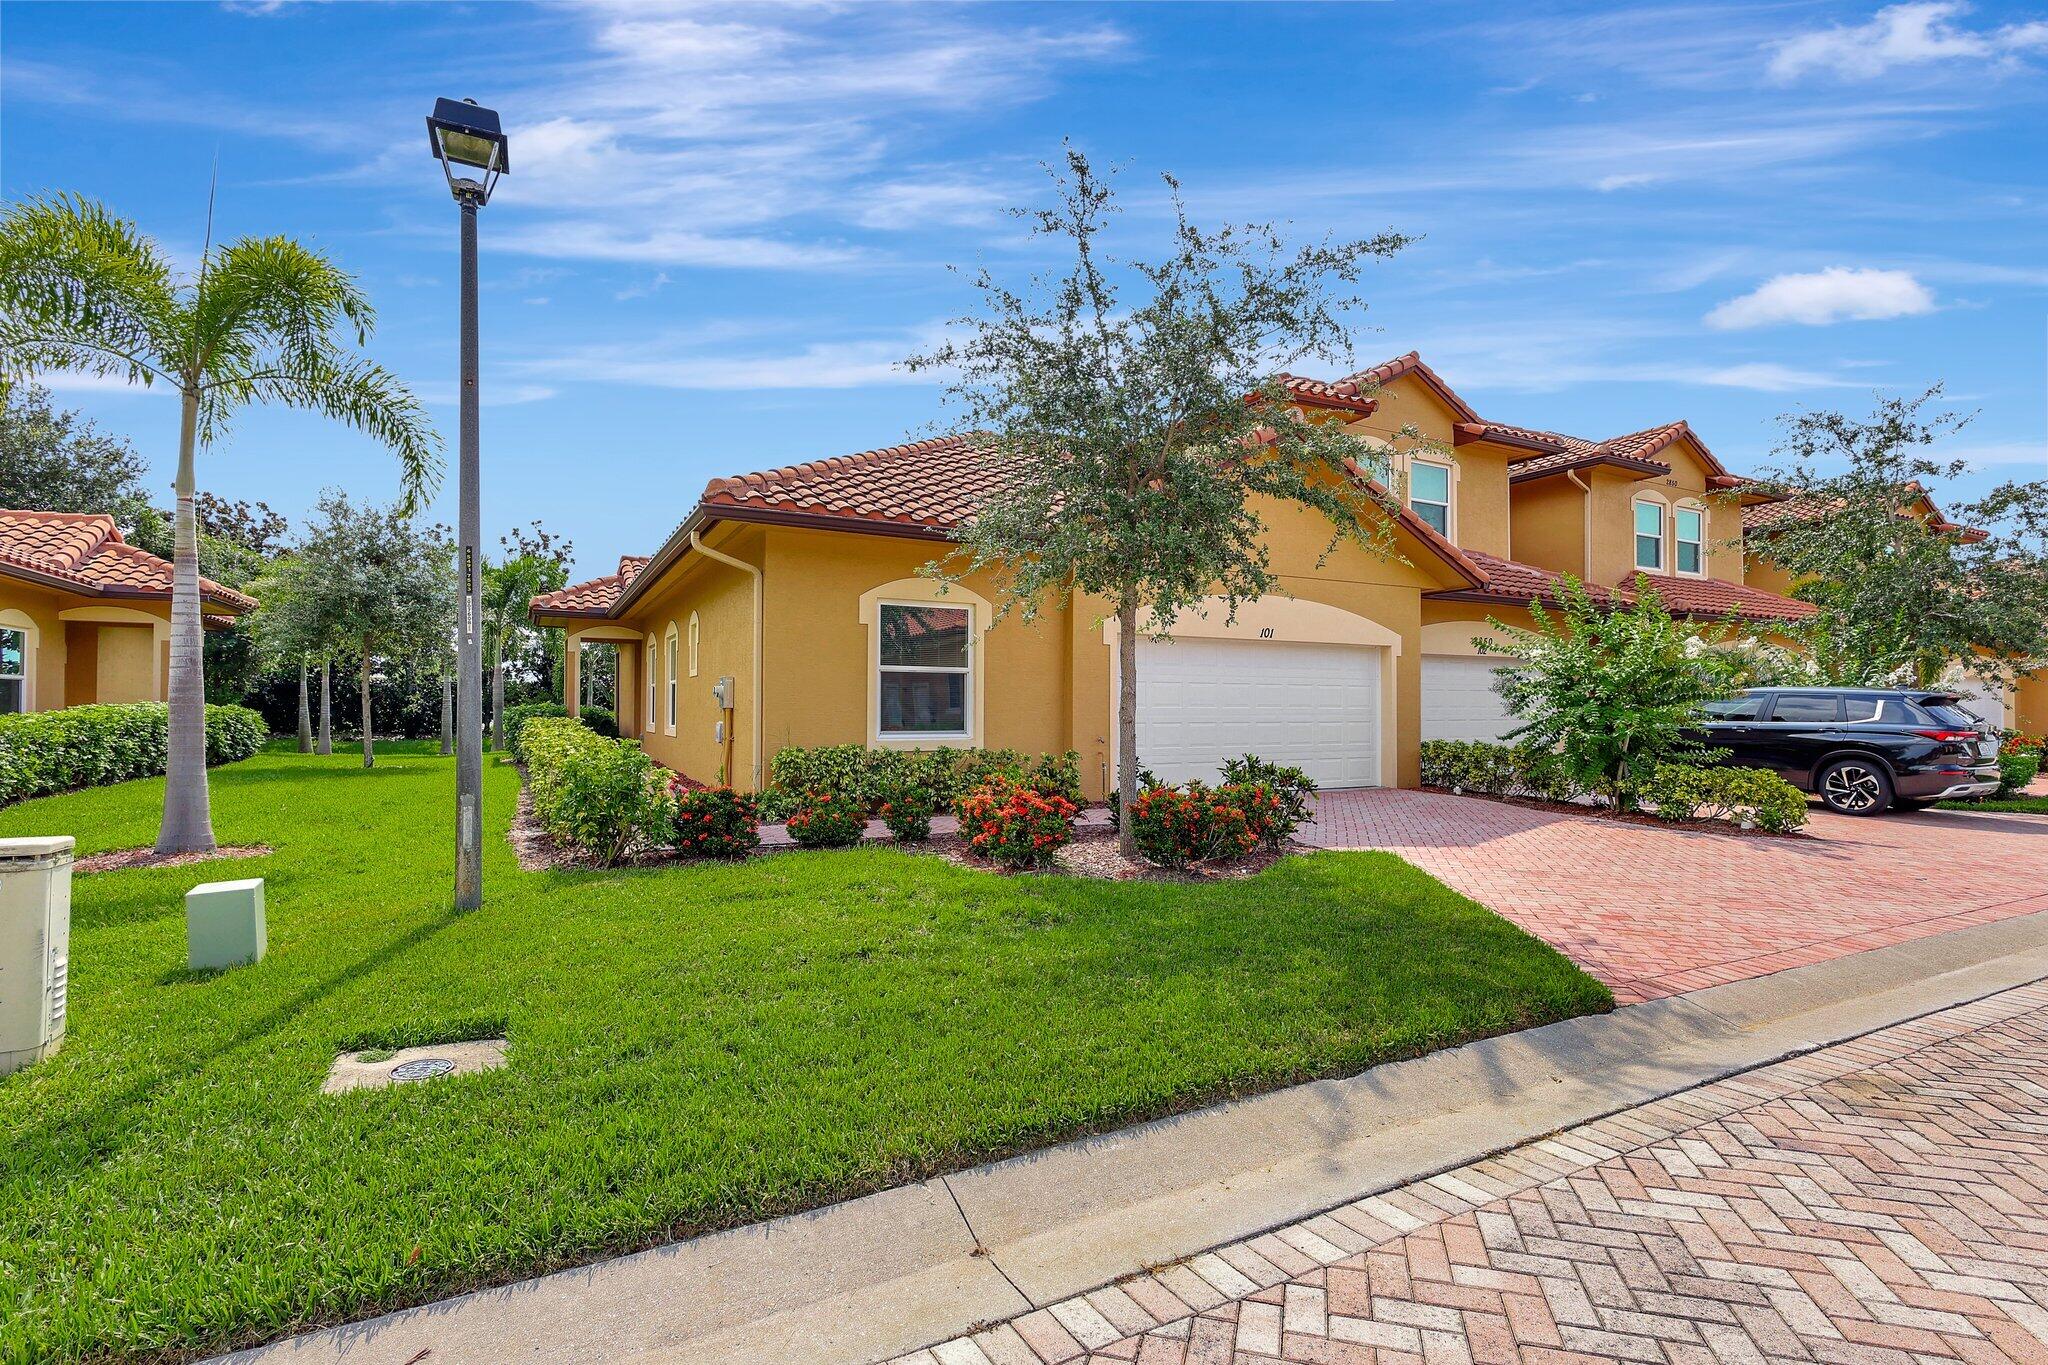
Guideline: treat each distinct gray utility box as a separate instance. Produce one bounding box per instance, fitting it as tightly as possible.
[0,835,73,1076]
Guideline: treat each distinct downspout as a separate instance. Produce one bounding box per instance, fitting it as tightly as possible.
[1566,470,1593,581]
[689,530,764,791]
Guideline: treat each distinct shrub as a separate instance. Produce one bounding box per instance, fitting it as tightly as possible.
[954,777,1077,868]
[755,784,800,823]
[501,702,618,759]
[1127,781,1256,869]
[521,717,668,865]
[1212,781,1289,851]
[1997,747,2041,797]
[874,776,934,843]
[784,789,869,848]
[0,702,267,807]
[1219,754,1317,845]
[1025,749,1083,805]
[1420,740,1583,803]
[667,782,759,859]
[1636,762,1809,833]
[765,743,1085,813]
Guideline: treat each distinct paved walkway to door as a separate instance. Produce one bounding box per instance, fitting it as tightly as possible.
[1300,790,2048,1005]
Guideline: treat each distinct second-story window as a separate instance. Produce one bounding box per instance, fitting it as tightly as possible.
[1634,499,1665,571]
[1675,505,1704,574]
[1409,461,1452,537]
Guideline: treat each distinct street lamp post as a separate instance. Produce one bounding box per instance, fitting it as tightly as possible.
[427,97,508,911]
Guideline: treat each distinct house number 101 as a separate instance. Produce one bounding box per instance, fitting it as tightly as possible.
[1258,627,1275,638]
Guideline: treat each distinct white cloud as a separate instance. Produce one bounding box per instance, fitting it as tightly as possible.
[412,380,557,407]
[1705,267,1936,329]
[1686,362,1862,392]
[1928,439,2048,471]
[515,323,954,391]
[494,221,865,271]
[1770,3,2048,82]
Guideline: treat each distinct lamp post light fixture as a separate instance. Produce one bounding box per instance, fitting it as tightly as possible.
[428,96,507,911]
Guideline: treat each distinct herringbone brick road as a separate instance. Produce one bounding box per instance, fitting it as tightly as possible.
[898,980,2048,1365]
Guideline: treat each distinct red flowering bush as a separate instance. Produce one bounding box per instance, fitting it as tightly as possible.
[668,781,760,859]
[784,788,868,848]
[954,776,1077,869]
[1214,781,1290,851]
[1128,781,1259,869]
[874,776,935,843]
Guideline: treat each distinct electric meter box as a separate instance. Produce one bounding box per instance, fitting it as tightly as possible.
[0,835,73,1076]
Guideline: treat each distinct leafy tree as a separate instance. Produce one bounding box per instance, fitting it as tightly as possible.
[263,492,454,767]
[1740,390,2048,689]
[494,521,574,706]
[907,149,1414,852]
[0,194,439,851]
[482,549,558,750]
[0,381,154,517]
[1485,580,1738,810]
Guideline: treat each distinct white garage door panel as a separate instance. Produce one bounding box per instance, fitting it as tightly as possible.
[1947,672,2008,731]
[1135,638,1379,788]
[1421,655,1520,743]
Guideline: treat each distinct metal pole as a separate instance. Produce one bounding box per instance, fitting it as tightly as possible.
[454,197,483,909]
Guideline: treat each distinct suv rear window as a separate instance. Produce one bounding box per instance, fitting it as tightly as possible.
[1767,694,1841,723]
[1911,699,1981,728]
[1701,696,1766,720]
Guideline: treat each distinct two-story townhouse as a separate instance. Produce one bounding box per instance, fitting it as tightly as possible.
[531,354,1816,799]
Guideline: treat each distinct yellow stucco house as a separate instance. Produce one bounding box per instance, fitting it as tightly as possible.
[530,353,1840,801]
[0,509,256,713]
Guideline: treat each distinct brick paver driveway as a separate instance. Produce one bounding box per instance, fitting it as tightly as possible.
[1301,790,2048,1005]
[902,980,2048,1365]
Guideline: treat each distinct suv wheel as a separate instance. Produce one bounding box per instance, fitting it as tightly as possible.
[1818,757,1893,816]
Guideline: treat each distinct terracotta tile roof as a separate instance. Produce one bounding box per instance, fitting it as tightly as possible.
[0,509,256,612]
[1624,572,1817,622]
[531,571,628,617]
[1338,352,1482,423]
[700,434,1007,533]
[1427,551,1628,608]
[1274,374,1376,413]
[618,555,650,587]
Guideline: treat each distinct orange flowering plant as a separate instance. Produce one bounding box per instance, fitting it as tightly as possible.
[667,779,759,859]
[784,787,868,848]
[954,776,1077,869]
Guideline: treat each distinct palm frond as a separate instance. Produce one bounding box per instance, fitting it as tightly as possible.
[211,356,443,509]
[0,194,181,387]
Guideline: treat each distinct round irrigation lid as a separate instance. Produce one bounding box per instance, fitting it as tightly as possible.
[390,1058,456,1082]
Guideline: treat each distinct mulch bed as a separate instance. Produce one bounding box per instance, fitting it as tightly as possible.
[1420,785,1809,839]
[76,845,272,874]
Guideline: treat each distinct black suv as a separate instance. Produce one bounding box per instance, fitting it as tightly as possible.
[1691,687,2001,816]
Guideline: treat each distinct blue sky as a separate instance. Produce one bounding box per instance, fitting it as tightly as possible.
[5,1,2046,579]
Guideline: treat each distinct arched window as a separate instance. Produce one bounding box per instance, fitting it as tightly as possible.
[1633,498,1665,572]
[687,613,700,678]
[664,624,679,735]
[643,639,656,732]
[1675,502,1705,575]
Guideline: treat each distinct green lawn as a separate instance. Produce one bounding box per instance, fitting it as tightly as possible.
[1938,795,2048,814]
[0,742,1609,1363]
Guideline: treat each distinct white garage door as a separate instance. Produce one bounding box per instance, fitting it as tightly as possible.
[1947,672,2008,730]
[1421,655,1520,743]
[1134,637,1379,788]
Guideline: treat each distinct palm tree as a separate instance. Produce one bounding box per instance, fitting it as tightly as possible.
[0,194,439,852]
[481,553,549,750]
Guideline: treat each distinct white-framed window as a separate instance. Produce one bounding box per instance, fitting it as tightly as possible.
[1633,499,1665,571]
[0,627,26,714]
[664,624,679,734]
[876,600,971,738]
[643,640,656,732]
[1675,504,1704,575]
[1408,460,1452,537]
[687,613,700,678]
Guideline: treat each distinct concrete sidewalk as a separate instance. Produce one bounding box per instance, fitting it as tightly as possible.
[217,909,2048,1365]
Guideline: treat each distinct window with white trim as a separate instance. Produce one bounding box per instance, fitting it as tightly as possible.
[877,601,970,737]
[687,613,700,677]
[0,628,25,714]
[644,640,656,732]
[1633,499,1665,571]
[1408,460,1452,537]
[1675,505,1704,575]
[664,625,679,733]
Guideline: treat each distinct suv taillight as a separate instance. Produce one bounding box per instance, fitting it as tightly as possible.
[1912,729,1976,743]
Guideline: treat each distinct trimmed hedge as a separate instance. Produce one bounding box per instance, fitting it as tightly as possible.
[502,702,616,760]
[521,717,667,865]
[0,703,266,807]
[761,744,1082,820]
[1419,740,1583,803]
[1636,762,1808,833]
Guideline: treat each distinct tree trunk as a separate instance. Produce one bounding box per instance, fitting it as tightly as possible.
[153,388,215,855]
[359,650,375,769]
[296,663,313,753]
[440,668,454,756]
[489,636,506,751]
[1116,594,1141,859]
[318,662,332,756]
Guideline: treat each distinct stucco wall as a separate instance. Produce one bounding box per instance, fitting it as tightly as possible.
[1508,477,1586,581]
[95,623,156,703]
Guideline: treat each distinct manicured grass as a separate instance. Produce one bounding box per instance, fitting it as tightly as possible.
[0,742,1610,1363]
[1938,795,2048,814]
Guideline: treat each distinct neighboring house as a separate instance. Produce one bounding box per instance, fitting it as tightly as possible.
[1743,488,2048,735]
[530,353,1816,799]
[0,509,256,714]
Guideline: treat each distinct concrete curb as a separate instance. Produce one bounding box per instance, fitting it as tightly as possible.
[217,909,2048,1365]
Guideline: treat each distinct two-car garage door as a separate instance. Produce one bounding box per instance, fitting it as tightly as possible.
[1135,637,1380,789]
